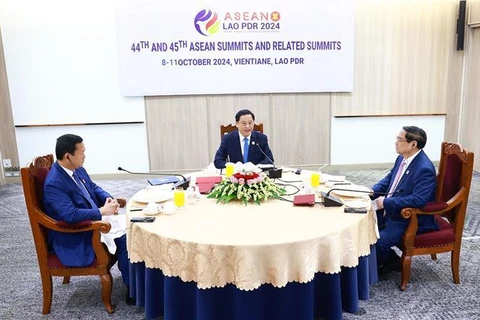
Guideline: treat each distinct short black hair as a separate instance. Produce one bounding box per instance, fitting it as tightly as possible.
[403,126,427,149]
[235,109,255,122]
[55,134,83,160]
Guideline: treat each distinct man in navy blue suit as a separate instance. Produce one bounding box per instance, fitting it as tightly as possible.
[371,126,438,274]
[214,109,274,169]
[43,134,134,304]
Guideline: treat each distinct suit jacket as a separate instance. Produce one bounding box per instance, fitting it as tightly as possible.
[214,130,274,169]
[372,150,437,230]
[43,162,111,267]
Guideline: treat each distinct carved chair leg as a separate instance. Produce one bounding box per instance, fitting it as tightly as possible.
[62,276,71,284]
[451,249,461,284]
[430,253,437,261]
[100,273,114,314]
[41,273,53,314]
[400,255,412,291]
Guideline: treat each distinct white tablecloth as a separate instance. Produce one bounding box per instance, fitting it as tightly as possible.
[126,171,377,290]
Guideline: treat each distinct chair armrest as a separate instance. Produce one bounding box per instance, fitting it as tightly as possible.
[35,207,113,266]
[400,187,467,249]
[401,202,448,219]
[35,207,112,234]
[400,187,466,219]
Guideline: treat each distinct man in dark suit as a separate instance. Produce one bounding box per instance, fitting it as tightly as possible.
[371,126,438,273]
[214,109,274,169]
[43,134,134,304]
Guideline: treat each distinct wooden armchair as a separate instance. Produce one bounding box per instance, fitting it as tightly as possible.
[21,154,116,314]
[220,123,264,137]
[399,142,474,291]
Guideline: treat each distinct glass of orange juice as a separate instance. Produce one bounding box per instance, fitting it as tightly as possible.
[311,172,320,188]
[225,163,234,177]
[173,188,185,208]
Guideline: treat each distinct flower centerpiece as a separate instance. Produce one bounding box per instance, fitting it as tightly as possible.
[207,162,286,205]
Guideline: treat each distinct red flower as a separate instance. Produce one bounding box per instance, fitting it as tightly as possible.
[233,172,259,181]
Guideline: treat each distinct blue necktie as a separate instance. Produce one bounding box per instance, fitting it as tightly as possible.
[72,171,98,209]
[243,137,249,163]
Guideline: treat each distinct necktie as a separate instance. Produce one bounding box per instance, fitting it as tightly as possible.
[243,137,249,163]
[72,171,98,208]
[387,161,406,197]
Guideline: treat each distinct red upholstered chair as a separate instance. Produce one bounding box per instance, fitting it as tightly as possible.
[220,123,264,138]
[399,142,475,291]
[21,155,117,314]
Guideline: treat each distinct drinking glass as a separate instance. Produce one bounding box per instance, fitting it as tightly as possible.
[311,172,320,188]
[186,186,199,204]
[173,188,185,208]
[225,163,234,177]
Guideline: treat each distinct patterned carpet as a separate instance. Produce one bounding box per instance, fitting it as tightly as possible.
[329,169,480,320]
[0,169,479,320]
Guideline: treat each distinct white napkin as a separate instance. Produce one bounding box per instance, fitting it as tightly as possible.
[235,161,262,173]
[101,215,127,254]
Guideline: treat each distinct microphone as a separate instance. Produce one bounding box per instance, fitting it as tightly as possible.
[318,164,329,171]
[117,167,191,190]
[321,188,403,207]
[252,141,282,178]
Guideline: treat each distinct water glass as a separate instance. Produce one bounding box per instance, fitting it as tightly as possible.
[186,186,199,204]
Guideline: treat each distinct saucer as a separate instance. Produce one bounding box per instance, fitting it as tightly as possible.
[143,207,161,216]
[161,203,176,215]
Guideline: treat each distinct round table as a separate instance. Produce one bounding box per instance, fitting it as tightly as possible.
[126,171,378,319]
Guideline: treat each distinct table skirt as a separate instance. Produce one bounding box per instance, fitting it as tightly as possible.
[129,245,378,320]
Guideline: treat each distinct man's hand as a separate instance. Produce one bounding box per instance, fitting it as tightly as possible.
[101,198,120,215]
[376,196,385,210]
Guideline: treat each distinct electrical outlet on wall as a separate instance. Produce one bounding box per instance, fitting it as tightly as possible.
[2,159,12,168]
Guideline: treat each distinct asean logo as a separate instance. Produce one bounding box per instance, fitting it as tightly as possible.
[271,11,281,21]
[194,9,220,36]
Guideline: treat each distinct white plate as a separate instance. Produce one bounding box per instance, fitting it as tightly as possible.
[330,185,371,198]
[325,181,352,188]
[133,189,173,203]
[344,200,368,209]
[320,173,346,183]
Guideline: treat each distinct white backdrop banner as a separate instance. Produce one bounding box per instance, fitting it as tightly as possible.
[116,0,355,96]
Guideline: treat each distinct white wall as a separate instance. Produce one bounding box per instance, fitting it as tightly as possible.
[15,124,149,174]
[0,0,148,174]
[331,116,445,165]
